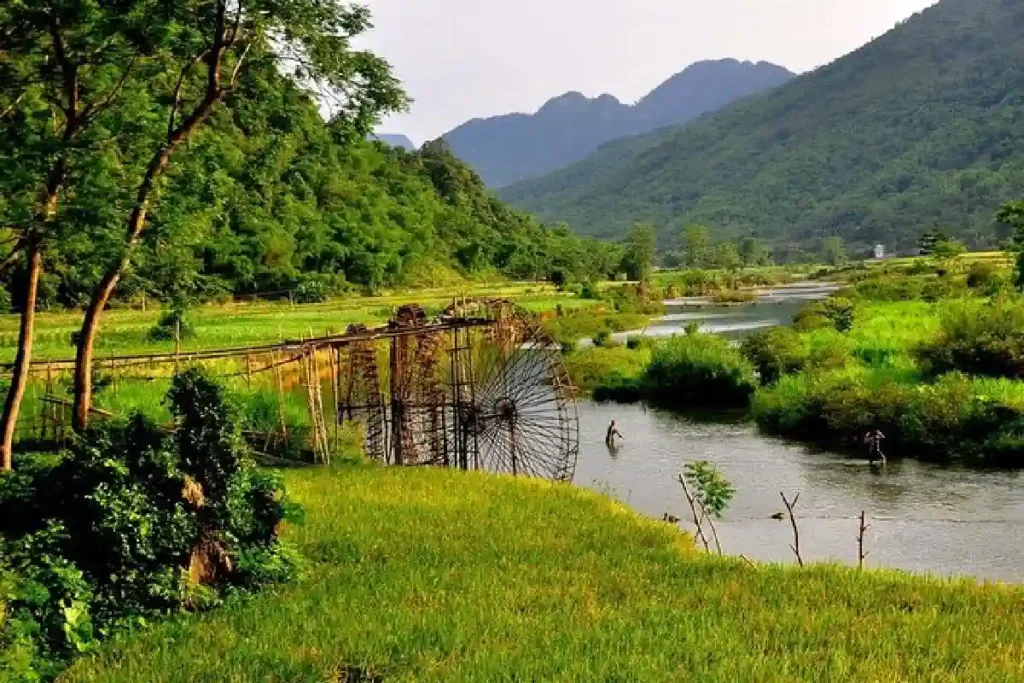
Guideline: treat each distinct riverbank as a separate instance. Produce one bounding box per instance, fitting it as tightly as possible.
[568,268,1024,466]
[63,464,1024,682]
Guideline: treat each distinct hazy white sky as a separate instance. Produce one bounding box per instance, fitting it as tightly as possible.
[360,0,938,143]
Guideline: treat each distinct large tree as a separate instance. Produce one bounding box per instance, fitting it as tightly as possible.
[69,0,406,429]
[620,223,657,282]
[0,1,160,469]
[682,224,711,269]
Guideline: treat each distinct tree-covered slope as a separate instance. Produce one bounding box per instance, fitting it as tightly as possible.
[2,67,617,308]
[443,60,793,188]
[502,0,1024,253]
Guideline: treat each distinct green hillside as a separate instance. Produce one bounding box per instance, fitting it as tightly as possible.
[502,0,1024,255]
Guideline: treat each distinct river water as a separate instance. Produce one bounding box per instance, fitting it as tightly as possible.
[573,283,1024,582]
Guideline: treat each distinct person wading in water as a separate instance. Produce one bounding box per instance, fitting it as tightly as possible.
[606,420,624,447]
[864,428,886,465]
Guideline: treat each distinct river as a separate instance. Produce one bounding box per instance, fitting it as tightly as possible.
[573,283,1024,582]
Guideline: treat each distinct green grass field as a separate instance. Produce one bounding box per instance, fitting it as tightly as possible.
[62,465,1024,682]
[0,283,595,363]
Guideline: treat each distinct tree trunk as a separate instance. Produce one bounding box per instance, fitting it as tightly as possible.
[71,99,221,431]
[0,243,43,470]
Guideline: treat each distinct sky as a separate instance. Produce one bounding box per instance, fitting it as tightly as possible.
[360,0,939,144]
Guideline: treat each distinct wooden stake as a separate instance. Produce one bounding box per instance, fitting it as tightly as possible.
[858,510,869,570]
[780,492,804,567]
[174,319,181,372]
[272,350,287,440]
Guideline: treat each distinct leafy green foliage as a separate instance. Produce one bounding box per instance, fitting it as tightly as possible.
[620,223,657,281]
[741,328,810,384]
[0,369,298,675]
[645,334,757,407]
[917,298,1024,379]
[822,297,856,333]
[502,0,1024,254]
[754,369,1024,465]
[682,461,735,520]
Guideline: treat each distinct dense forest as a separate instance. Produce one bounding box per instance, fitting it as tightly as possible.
[502,0,1024,256]
[443,60,793,188]
[1,66,614,311]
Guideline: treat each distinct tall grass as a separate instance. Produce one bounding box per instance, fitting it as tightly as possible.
[62,465,1024,682]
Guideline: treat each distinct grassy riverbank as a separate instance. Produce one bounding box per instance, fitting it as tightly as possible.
[572,262,1024,465]
[62,464,1024,682]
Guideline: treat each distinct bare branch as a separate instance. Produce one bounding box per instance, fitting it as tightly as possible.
[678,474,710,552]
[226,0,244,47]
[857,510,869,570]
[0,93,25,120]
[229,41,252,87]
[780,492,804,567]
[695,497,724,555]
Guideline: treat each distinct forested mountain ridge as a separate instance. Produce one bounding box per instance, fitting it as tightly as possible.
[443,59,794,188]
[371,133,417,150]
[501,0,1024,254]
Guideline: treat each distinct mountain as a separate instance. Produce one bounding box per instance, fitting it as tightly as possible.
[371,133,417,150]
[442,59,795,187]
[501,0,1024,254]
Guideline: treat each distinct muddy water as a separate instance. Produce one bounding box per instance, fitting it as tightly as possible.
[575,283,1024,582]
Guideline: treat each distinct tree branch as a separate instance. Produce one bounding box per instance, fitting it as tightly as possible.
[48,14,79,130]
[82,54,138,123]
[0,93,25,120]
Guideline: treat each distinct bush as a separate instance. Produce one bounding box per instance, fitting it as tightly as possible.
[752,368,1024,464]
[917,297,1024,379]
[0,369,299,675]
[564,346,650,397]
[711,289,756,304]
[966,262,999,290]
[740,328,809,384]
[645,334,757,407]
[591,330,614,348]
[148,306,196,342]
[822,297,856,332]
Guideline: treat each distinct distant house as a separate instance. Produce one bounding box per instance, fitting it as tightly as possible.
[874,244,886,260]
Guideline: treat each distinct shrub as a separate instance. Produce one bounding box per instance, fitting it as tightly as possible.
[822,297,856,333]
[966,262,999,290]
[711,289,756,304]
[147,306,196,342]
[591,330,614,348]
[917,297,1024,379]
[645,334,757,407]
[564,346,650,396]
[0,369,299,674]
[740,328,809,384]
[752,368,1024,464]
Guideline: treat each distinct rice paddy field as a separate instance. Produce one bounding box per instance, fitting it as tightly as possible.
[0,283,595,363]
[60,464,1024,682]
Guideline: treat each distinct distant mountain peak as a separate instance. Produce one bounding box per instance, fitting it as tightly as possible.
[442,59,794,187]
[501,0,1024,253]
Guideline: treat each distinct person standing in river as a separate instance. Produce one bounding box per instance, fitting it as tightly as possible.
[606,420,624,447]
[864,428,886,464]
